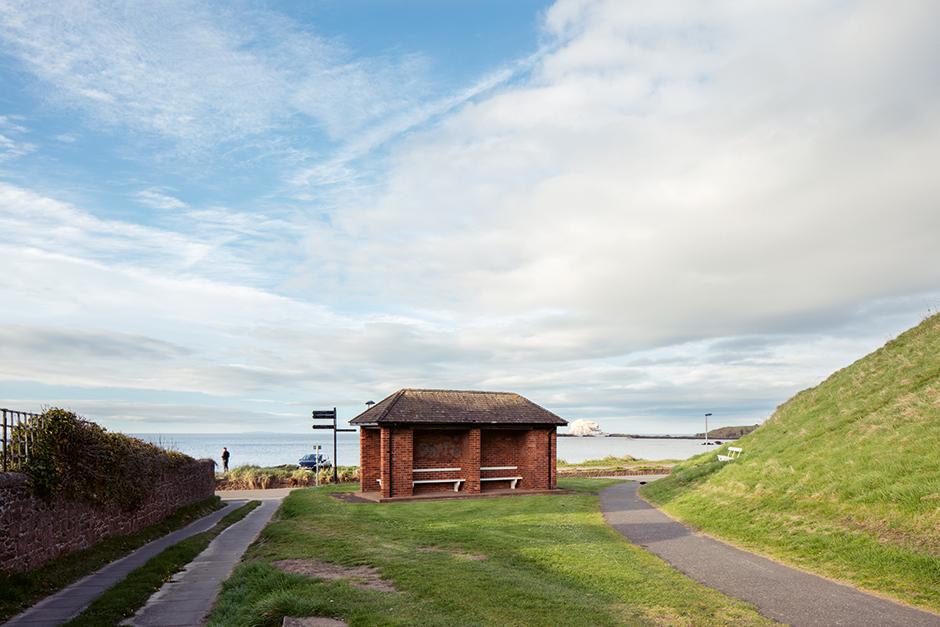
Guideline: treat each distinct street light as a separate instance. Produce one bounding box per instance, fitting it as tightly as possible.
[704,413,713,446]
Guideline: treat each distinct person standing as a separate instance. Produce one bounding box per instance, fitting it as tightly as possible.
[221,447,230,472]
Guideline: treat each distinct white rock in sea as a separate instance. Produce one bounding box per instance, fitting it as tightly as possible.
[568,419,604,437]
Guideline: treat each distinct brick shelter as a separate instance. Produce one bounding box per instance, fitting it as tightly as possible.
[351,389,567,499]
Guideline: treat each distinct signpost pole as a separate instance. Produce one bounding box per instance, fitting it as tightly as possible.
[333,408,338,483]
[312,407,356,484]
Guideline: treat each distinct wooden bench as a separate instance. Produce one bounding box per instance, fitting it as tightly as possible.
[717,446,742,462]
[480,467,522,489]
[413,468,464,492]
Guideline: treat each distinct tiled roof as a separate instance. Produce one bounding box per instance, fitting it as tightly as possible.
[349,389,567,426]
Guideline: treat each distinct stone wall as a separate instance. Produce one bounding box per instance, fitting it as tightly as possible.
[0,459,215,574]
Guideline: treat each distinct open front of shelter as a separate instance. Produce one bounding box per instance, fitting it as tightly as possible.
[351,389,567,499]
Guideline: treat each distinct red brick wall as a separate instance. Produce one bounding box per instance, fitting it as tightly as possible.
[460,428,481,494]
[519,428,554,490]
[375,425,558,498]
[412,430,465,495]
[550,429,557,489]
[480,430,525,491]
[0,460,214,574]
[379,427,391,498]
[388,428,414,498]
[359,428,381,492]
[481,430,522,468]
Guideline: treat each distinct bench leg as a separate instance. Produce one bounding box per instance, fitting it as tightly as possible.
[511,478,519,489]
[453,481,460,492]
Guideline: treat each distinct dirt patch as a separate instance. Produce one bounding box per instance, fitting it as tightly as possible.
[274,559,398,592]
[416,547,488,561]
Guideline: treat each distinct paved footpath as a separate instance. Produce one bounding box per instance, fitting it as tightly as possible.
[5,501,243,627]
[127,498,281,626]
[601,481,940,627]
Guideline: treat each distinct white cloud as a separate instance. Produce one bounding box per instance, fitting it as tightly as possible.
[0,0,434,152]
[135,188,188,210]
[295,0,940,353]
[0,115,35,160]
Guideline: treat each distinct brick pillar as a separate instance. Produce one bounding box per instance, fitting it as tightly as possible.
[549,428,557,489]
[389,428,414,497]
[522,429,550,490]
[379,427,391,498]
[461,428,481,493]
[359,428,380,493]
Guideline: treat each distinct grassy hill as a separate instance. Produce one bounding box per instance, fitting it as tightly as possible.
[642,313,940,613]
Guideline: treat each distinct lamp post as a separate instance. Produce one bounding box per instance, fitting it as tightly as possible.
[704,413,712,445]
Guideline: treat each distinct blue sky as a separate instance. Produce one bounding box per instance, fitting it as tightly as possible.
[1,1,939,435]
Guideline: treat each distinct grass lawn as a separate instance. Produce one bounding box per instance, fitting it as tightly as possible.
[208,479,773,626]
[66,501,261,627]
[0,496,223,622]
[642,313,940,613]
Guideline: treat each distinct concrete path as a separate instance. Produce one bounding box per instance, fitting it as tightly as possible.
[127,498,281,626]
[216,487,298,501]
[601,482,940,627]
[4,501,243,627]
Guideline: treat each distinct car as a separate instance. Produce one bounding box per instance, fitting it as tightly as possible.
[298,453,332,469]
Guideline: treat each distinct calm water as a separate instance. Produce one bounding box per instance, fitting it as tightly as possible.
[131,432,720,468]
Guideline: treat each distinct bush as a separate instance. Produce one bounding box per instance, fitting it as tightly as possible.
[12,408,194,510]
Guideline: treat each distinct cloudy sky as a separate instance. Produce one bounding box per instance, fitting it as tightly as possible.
[0,0,938,435]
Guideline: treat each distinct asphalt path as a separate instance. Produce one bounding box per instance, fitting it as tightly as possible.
[601,482,940,627]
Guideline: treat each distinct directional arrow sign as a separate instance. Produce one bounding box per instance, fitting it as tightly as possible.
[311,410,336,419]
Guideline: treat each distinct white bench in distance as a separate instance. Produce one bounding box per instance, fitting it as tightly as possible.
[412,468,464,492]
[717,446,742,462]
[480,466,523,489]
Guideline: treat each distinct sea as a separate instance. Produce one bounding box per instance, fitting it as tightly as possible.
[131,431,719,468]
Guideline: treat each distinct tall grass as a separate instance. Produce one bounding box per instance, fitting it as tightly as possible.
[219,465,359,490]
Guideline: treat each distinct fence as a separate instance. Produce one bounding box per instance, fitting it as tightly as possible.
[1,408,43,472]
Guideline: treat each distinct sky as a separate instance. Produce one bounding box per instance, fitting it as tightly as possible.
[0,0,938,435]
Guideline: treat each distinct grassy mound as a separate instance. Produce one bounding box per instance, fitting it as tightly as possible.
[643,313,940,612]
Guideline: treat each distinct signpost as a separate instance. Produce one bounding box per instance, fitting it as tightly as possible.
[312,443,322,486]
[311,407,355,482]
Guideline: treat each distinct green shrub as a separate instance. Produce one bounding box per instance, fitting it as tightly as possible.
[13,408,194,510]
